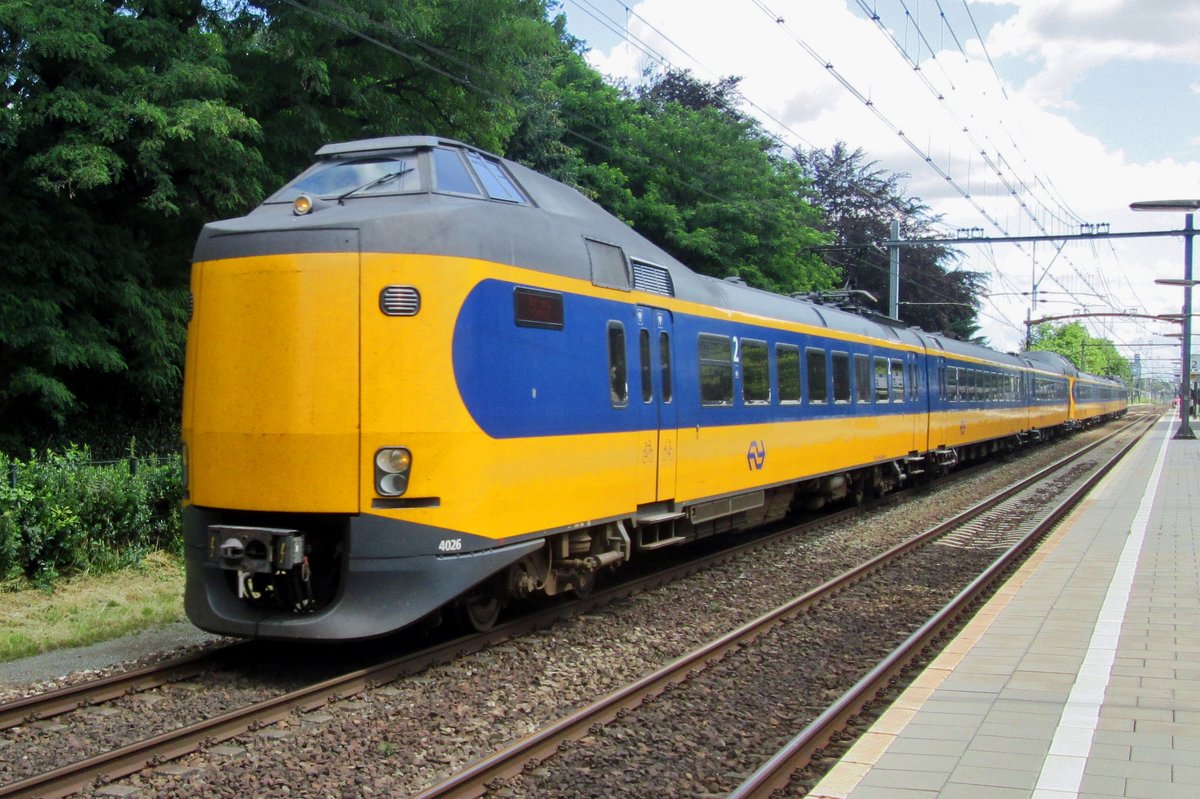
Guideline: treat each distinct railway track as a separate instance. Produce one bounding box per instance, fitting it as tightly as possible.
[408,413,1155,798]
[0,414,1149,799]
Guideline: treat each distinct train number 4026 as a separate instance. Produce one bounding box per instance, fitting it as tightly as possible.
[437,538,463,552]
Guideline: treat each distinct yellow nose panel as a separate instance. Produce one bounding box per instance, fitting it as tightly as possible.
[185,250,360,512]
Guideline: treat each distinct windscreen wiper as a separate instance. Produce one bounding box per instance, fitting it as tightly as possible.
[336,167,414,204]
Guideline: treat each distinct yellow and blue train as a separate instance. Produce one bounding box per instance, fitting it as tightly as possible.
[181,136,1127,640]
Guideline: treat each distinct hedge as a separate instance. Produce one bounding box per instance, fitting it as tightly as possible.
[0,446,182,588]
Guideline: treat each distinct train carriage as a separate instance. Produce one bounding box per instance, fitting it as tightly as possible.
[182,135,1127,640]
[1071,371,1129,427]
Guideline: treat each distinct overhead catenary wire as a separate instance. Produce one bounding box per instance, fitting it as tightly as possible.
[602,0,1158,357]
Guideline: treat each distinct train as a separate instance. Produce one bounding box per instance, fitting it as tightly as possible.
[181,135,1127,640]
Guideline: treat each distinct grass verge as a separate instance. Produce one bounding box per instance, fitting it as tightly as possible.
[0,551,185,663]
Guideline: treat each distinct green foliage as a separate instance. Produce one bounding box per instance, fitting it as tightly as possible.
[0,2,985,454]
[510,64,835,294]
[1029,322,1132,381]
[225,0,565,184]
[0,446,181,588]
[0,0,269,452]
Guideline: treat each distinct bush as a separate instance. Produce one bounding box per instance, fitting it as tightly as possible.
[0,445,182,588]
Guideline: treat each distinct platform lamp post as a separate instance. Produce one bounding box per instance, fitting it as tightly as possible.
[1131,199,1200,439]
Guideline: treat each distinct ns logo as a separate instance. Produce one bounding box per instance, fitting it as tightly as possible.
[746,440,766,470]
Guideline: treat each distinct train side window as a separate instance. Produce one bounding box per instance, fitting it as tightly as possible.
[465,150,527,204]
[890,360,905,403]
[699,334,733,406]
[660,332,673,404]
[806,347,828,404]
[639,328,653,403]
[854,354,872,403]
[742,339,770,404]
[947,366,959,401]
[777,344,802,404]
[874,357,889,402]
[909,362,919,401]
[607,322,628,407]
[832,351,851,403]
[432,147,483,196]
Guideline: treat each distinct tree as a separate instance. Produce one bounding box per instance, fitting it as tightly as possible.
[223,0,566,185]
[0,0,569,453]
[511,66,836,294]
[796,143,986,341]
[0,0,268,452]
[1029,321,1131,381]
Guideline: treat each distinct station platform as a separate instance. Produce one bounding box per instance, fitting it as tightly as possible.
[810,414,1199,799]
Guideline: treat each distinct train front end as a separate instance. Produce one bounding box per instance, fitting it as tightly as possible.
[181,136,543,640]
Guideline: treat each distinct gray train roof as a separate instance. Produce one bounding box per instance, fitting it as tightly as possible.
[192,136,990,354]
[1020,350,1077,378]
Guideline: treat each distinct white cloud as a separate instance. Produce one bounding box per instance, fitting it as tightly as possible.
[569,0,1200,361]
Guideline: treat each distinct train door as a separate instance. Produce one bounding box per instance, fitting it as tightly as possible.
[634,306,677,504]
[907,351,923,451]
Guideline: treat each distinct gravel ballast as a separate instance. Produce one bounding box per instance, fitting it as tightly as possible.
[0,427,1124,798]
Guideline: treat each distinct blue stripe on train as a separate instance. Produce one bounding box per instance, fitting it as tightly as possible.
[452,279,1038,439]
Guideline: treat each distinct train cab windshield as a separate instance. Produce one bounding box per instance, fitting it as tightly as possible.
[273,154,423,201]
[266,145,528,205]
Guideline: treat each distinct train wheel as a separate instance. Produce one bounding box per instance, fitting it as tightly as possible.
[458,594,502,632]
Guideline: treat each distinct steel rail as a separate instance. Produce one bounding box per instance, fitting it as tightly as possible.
[0,412,1141,736]
[406,414,1154,799]
[727,414,1157,799]
[0,647,242,732]
[0,414,1146,798]
[0,504,864,799]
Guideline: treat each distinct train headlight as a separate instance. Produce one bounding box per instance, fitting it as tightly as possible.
[374,447,412,496]
[293,194,314,215]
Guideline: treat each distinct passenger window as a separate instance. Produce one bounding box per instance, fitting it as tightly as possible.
[777,344,801,404]
[640,328,653,403]
[608,323,627,407]
[432,147,482,196]
[832,351,851,403]
[699,334,733,406]
[660,332,673,404]
[806,348,828,404]
[947,367,958,401]
[854,354,872,403]
[909,363,919,401]
[742,339,770,404]
[890,360,905,403]
[874,357,889,402]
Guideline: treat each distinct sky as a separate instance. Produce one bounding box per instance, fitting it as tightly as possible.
[555,0,1200,381]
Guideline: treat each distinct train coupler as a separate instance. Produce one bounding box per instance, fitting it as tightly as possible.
[207,526,313,607]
